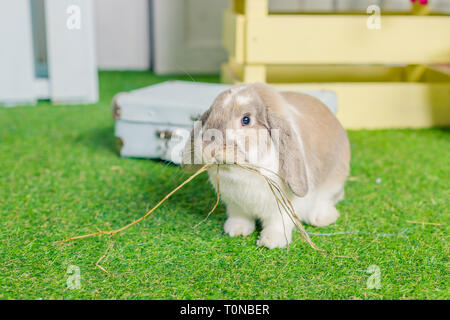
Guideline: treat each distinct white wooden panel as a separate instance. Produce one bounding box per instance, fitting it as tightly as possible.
[0,0,36,106]
[45,0,98,103]
[430,0,450,13]
[34,78,50,99]
[270,0,450,13]
[153,0,228,74]
[337,0,383,11]
[94,0,150,70]
[269,0,335,12]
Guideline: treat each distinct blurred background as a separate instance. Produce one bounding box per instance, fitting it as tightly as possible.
[57,0,450,72]
[94,0,450,73]
[0,0,449,126]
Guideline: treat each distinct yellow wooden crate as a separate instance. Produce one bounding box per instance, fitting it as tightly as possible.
[221,0,450,129]
[221,62,450,129]
[224,1,450,65]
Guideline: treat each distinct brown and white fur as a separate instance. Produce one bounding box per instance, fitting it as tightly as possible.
[182,83,350,249]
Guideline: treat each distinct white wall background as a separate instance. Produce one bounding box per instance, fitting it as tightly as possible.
[152,0,229,74]
[94,0,150,70]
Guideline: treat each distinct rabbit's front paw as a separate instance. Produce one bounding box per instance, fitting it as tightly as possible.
[224,217,255,237]
[310,204,339,227]
[257,228,291,249]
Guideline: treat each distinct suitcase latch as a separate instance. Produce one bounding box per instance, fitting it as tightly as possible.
[156,130,173,140]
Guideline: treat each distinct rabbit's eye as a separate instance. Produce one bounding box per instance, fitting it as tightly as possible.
[241,115,251,126]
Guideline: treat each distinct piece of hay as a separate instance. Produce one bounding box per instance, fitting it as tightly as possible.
[406,220,442,226]
[60,163,214,243]
[306,227,409,237]
[96,238,114,274]
[236,164,324,253]
[193,165,220,229]
[60,162,323,272]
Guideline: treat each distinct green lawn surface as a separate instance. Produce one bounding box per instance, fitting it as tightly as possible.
[0,71,448,299]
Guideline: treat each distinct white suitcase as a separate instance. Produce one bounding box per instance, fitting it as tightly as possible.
[113,81,337,164]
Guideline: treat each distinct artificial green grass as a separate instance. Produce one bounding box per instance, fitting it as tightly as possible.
[0,71,448,300]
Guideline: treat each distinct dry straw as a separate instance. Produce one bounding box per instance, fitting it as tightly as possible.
[236,164,323,253]
[60,163,323,271]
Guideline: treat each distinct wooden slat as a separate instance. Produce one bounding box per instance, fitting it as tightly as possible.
[244,0,268,17]
[0,0,36,106]
[221,63,450,129]
[94,0,151,70]
[233,0,267,16]
[245,15,450,64]
[284,83,450,129]
[223,10,246,63]
[45,0,98,104]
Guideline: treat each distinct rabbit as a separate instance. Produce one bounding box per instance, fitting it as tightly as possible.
[182,83,350,249]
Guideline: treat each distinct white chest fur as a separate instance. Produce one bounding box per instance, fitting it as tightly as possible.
[208,166,280,220]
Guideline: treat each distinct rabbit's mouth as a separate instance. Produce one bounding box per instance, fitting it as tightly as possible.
[202,151,253,166]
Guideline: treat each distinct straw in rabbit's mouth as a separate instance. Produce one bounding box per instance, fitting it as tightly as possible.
[58,163,323,272]
[235,164,323,253]
[211,163,323,253]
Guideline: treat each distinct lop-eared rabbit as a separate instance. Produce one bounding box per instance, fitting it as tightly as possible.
[182,83,350,249]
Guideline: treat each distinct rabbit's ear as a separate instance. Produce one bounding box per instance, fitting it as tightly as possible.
[181,108,211,172]
[266,108,309,197]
